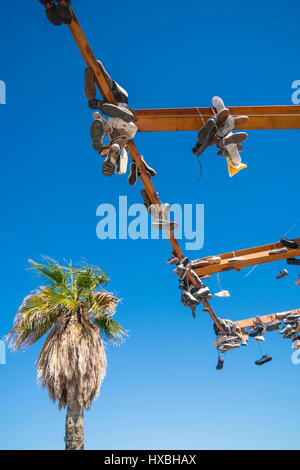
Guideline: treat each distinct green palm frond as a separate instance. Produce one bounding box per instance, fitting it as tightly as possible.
[74,263,109,298]
[8,257,126,350]
[29,257,68,288]
[94,314,128,345]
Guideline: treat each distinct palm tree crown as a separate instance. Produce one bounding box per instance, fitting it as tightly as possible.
[8,257,126,410]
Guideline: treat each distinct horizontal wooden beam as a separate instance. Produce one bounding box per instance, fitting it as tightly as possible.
[234,308,300,329]
[191,238,300,276]
[135,105,300,132]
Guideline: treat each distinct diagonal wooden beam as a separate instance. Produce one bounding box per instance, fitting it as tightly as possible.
[191,238,300,276]
[134,106,300,132]
[234,308,300,329]
[67,12,226,333]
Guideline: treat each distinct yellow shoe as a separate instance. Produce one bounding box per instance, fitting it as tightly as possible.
[226,157,247,177]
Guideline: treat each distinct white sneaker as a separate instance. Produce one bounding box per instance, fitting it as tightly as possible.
[109,117,138,140]
[206,256,222,265]
[92,112,113,137]
[115,148,128,175]
[254,335,265,342]
[214,290,230,298]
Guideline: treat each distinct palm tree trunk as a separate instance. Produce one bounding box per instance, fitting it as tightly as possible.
[65,401,84,450]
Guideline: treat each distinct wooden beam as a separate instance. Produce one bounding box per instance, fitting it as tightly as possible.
[191,238,300,276]
[66,12,226,333]
[134,105,300,132]
[234,309,300,329]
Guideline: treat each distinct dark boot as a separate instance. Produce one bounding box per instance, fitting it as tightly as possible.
[112,81,129,105]
[216,356,224,370]
[280,237,300,250]
[128,161,138,186]
[39,1,64,25]
[287,258,300,266]
[56,0,73,24]
[255,354,272,366]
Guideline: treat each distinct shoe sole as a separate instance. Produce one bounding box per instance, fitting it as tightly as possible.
[90,121,103,151]
[102,160,115,177]
[255,357,272,365]
[128,163,138,186]
[222,132,248,146]
[100,103,136,123]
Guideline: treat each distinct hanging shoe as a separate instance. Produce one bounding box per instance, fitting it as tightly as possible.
[285,314,300,322]
[214,290,230,298]
[276,269,288,280]
[221,341,240,350]
[248,325,264,337]
[152,219,178,230]
[138,156,156,177]
[100,103,136,123]
[128,161,138,186]
[102,144,120,177]
[269,247,288,255]
[174,265,188,279]
[292,337,300,349]
[287,258,300,266]
[115,148,128,175]
[192,117,217,157]
[152,204,178,231]
[189,269,203,286]
[216,108,230,126]
[218,131,248,148]
[39,0,64,25]
[110,119,138,140]
[88,99,104,110]
[216,356,224,371]
[279,324,293,335]
[167,257,179,265]
[200,274,212,280]
[216,115,236,139]
[179,278,189,291]
[90,119,104,152]
[212,96,226,112]
[111,81,129,105]
[190,286,210,300]
[280,237,300,250]
[296,275,300,286]
[266,320,282,332]
[255,354,272,366]
[56,0,73,24]
[181,291,200,307]
[254,335,265,342]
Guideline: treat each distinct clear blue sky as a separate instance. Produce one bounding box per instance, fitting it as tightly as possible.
[1,0,300,450]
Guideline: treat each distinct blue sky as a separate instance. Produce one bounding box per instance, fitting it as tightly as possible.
[1,0,300,450]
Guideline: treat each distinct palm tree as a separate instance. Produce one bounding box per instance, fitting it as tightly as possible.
[7,257,127,450]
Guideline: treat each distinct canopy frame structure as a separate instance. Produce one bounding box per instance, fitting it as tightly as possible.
[65,11,299,334]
